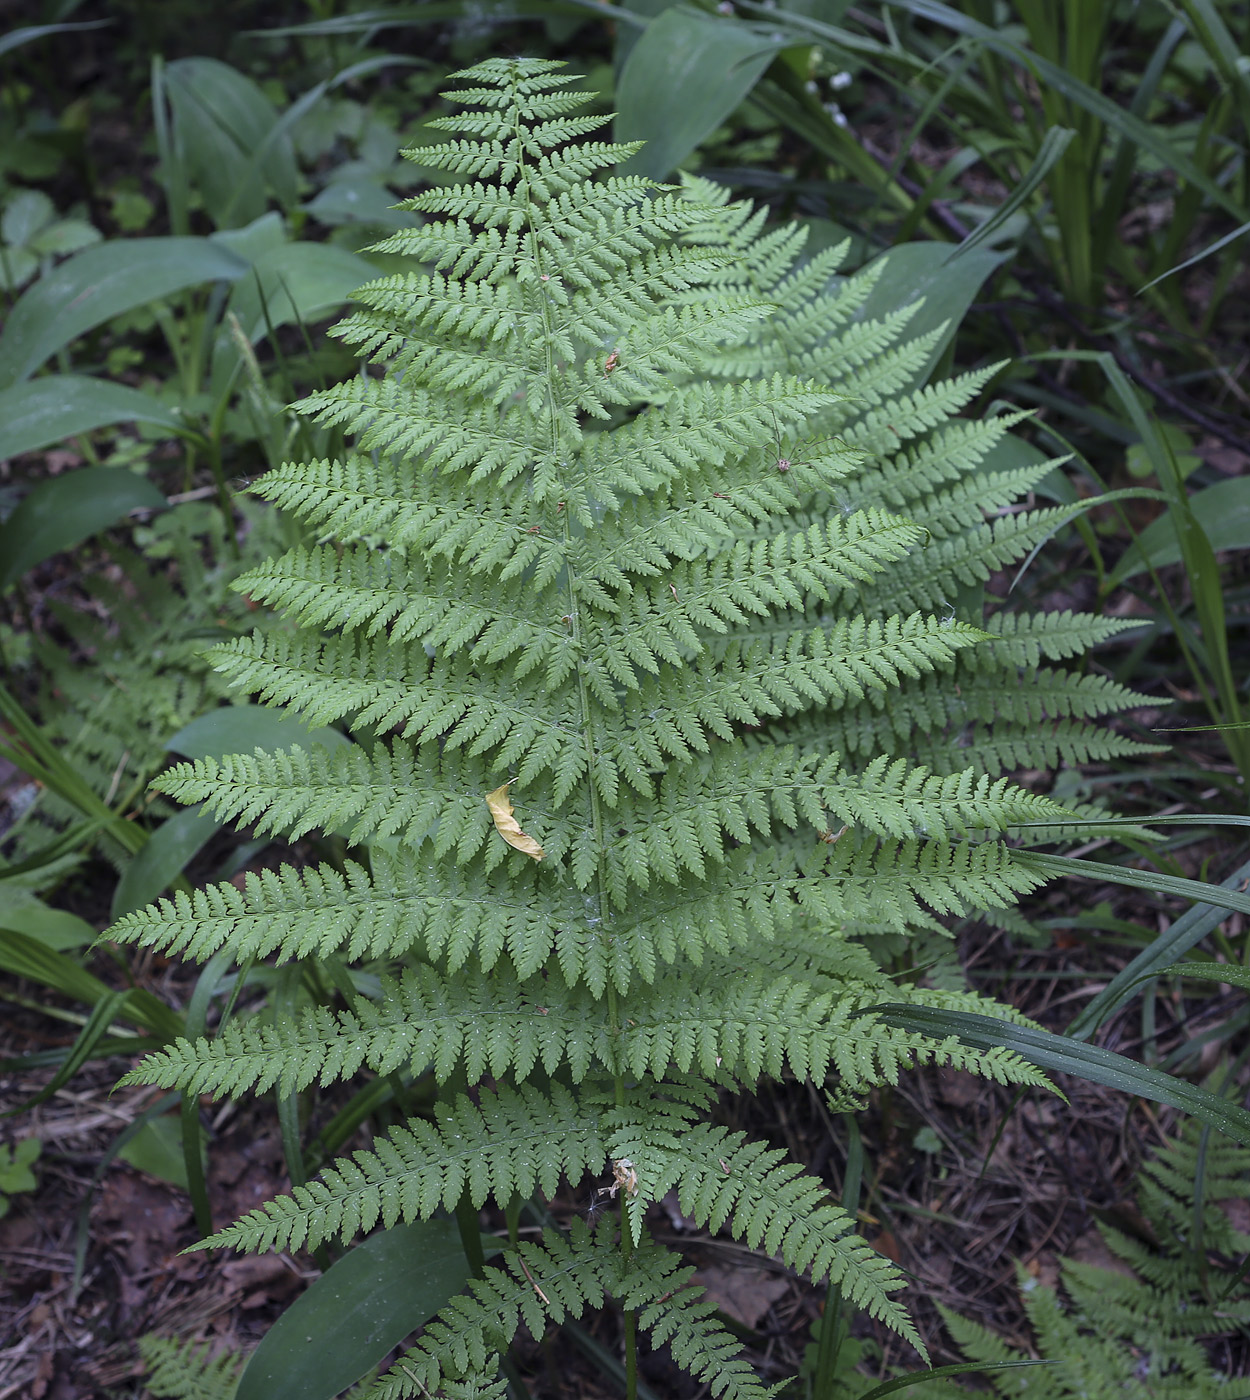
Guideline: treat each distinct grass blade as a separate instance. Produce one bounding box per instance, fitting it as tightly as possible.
[878,0,1248,224]
[1013,851,1250,919]
[950,125,1074,260]
[1067,855,1250,1039]
[865,1005,1250,1143]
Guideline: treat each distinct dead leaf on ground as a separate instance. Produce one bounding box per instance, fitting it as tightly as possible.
[692,1263,789,1329]
[1064,1228,1135,1279]
[936,1069,982,1109]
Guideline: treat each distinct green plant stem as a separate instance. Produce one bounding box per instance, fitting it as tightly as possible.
[511,74,642,1396]
[623,1300,639,1400]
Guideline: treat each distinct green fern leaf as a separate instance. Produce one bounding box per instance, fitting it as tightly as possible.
[109,57,1150,1390]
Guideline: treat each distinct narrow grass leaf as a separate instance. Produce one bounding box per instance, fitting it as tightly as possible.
[2,989,133,1116]
[950,126,1074,260]
[1138,219,1250,293]
[1013,852,1250,919]
[0,20,111,59]
[1067,855,1250,1038]
[857,1360,1053,1400]
[866,1005,1250,1143]
[878,0,1250,225]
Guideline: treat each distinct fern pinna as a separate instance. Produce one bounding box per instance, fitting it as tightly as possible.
[111,59,1137,1395]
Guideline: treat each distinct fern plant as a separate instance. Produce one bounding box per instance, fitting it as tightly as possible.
[139,1334,242,1400]
[923,1119,1250,1398]
[109,58,1145,1396]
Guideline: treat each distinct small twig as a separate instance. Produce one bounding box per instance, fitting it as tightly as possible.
[398,1362,431,1397]
[126,483,222,519]
[519,1254,550,1306]
[102,748,130,806]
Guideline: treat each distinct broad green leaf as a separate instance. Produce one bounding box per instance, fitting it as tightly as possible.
[0,375,184,462]
[616,7,791,178]
[1109,476,1250,584]
[0,1138,41,1195]
[235,1219,483,1400]
[224,241,376,346]
[2,189,54,245]
[111,806,222,922]
[0,237,248,387]
[0,467,167,591]
[168,705,351,762]
[30,219,101,258]
[210,211,289,266]
[0,888,94,952]
[118,1114,205,1191]
[868,1005,1250,1143]
[0,246,36,291]
[613,0,684,69]
[304,177,413,230]
[165,58,299,229]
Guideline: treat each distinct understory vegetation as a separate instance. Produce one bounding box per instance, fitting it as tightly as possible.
[1,4,1248,1399]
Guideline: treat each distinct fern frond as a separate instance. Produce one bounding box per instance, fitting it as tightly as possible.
[111,59,1150,1388]
[612,1240,782,1398]
[981,609,1142,665]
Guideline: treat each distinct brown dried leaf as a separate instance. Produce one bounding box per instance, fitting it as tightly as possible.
[692,1263,789,1329]
[485,782,545,860]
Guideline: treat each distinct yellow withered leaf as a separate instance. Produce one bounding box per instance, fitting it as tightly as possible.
[484,782,545,861]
